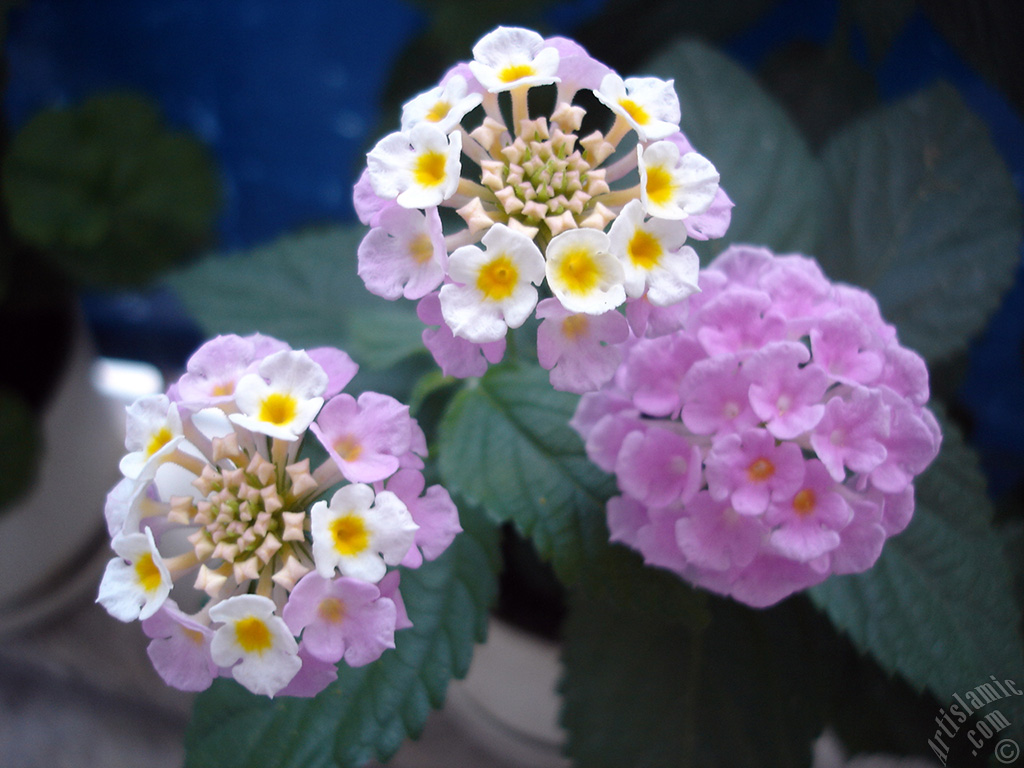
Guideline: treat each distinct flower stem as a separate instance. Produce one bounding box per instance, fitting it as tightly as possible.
[510,84,530,134]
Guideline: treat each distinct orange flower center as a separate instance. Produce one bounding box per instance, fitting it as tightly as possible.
[747,457,775,482]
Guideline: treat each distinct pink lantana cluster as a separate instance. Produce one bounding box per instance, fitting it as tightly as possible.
[572,246,942,607]
[97,334,461,697]
[354,26,732,392]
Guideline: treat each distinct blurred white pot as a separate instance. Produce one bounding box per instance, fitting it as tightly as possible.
[0,320,144,636]
[445,617,570,768]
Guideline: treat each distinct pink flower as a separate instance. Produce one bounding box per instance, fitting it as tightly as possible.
[680,354,759,435]
[867,392,942,494]
[142,600,218,692]
[311,392,422,484]
[535,298,630,393]
[417,291,506,378]
[765,460,853,562]
[705,428,806,516]
[810,309,886,386]
[696,287,788,358]
[674,492,762,573]
[175,334,287,405]
[572,244,941,607]
[615,426,703,508]
[382,469,463,568]
[745,341,828,439]
[283,573,397,666]
[277,646,339,698]
[622,333,704,418]
[810,387,890,482]
[358,205,447,300]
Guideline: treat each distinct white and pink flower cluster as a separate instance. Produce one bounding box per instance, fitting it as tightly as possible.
[97,334,461,697]
[355,26,733,392]
[571,245,942,607]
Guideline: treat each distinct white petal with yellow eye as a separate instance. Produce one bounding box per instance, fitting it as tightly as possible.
[367,123,463,209]
[545,228,626,315]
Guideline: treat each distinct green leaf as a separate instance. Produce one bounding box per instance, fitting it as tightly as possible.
[184,499,501,768]
[577,540,711,630]
[561,593,835,768]
[643,39,825,257]
[437,363,616,585]
[346,305,427,370]
[809,411,1024,737]
[167,226,365,350]
[816,82,1023,363]
[2,92,221,287]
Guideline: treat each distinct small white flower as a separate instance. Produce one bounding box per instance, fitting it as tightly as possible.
[608,199,700,306]
[594,74,681,141]
[209,595,301,697]
[401,74,483,133]
[638,141,720,221]
[97,527,171,621]
[439,223,546,344]
[545,228,627,315]
[231,350,327,441]
[468,26,560,92]
[311,483,418,583]
[367,122,463,209]
[119,395,184,479]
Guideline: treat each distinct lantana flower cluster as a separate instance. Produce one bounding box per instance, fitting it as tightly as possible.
[571,245,942,607]
[98,334,461,697]
[355,26,733,392]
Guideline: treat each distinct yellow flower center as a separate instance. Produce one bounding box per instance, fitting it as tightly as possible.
[134,553,163,594]
[792,489,817,517]
[556,248,601,295]
[426,100,451,122]
[499,63,536,83]
[619,98,649,126]
[331,514,370,556]
[409,233,435,264]
[413,150,448,188]
[145,427,173,457]
[259,393,298,426]
[562,314,590,341]
[477,255,519,300]
[628,229,663,270]
[235,616,273,654]
[318,597,347,624]
[212,381,235,397]
[645,165,675,206]
[334,435,363,463]
[747,458,775,483]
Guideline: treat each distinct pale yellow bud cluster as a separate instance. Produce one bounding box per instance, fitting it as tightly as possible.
[457,105,625,249]
[172,447,318,599]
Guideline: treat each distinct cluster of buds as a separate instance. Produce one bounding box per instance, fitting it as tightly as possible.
[355,26,732,392]
[571,246,942,607]
[97,334,461,697]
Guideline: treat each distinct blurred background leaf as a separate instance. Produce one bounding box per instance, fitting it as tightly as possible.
[645,39,826,259]
[561,592,837,768]
[3,91,221,287]
[815,82,1023,363]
